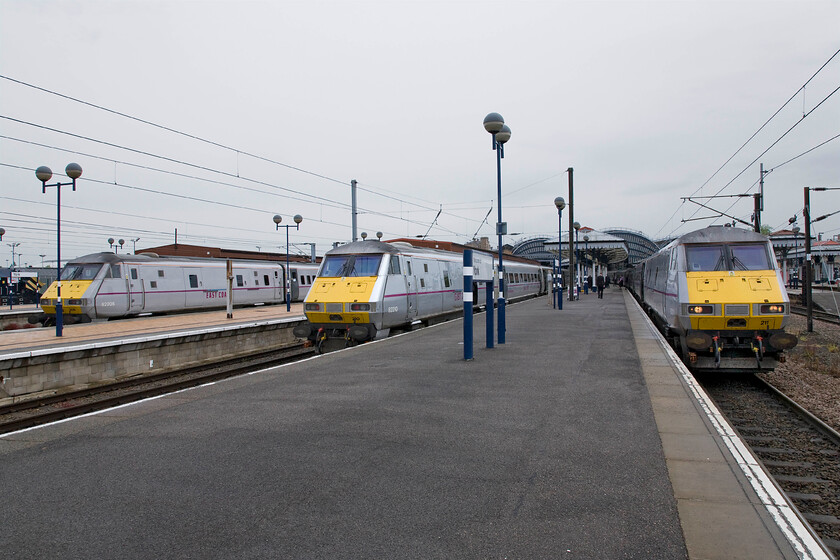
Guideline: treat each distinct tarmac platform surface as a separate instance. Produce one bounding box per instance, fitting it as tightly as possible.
[0,289,829,559]
[0,303,304,356]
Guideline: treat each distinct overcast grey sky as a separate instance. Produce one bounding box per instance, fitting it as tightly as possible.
[1,0,838,266]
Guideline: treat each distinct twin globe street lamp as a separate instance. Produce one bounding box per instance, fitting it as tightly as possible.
[108,238,125,253]
[36,163,82,337]
[273,213,303,312]
[483,112,511,344]
[554,197,565,310]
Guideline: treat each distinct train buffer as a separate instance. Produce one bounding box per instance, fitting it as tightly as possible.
[0,288,829,559]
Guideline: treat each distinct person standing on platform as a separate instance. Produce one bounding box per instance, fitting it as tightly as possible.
[596,273,605,299]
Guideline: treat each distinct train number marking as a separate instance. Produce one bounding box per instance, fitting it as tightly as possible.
[99,301,115,307]
[387,306,399,313]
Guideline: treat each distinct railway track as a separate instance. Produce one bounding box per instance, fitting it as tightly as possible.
[0,343,315,435]
[699,373,840,556]
[791,304,840,325]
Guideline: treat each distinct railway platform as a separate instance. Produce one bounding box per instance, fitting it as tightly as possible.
[0,304,306,402]
[0,289,830,558]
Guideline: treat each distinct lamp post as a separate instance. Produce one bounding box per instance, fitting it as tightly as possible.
[573,222,580,298]
[132,238,140,253]
[583,234,589,287]
[8,242,20,267]
[107,238,125,253]
[273,213,303,312]
[0,228,5,240]
[484,112,511,344]
[36,163,82,337]
[554,197,565,310]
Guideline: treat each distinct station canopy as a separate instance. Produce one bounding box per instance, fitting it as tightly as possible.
[515,228,632,266]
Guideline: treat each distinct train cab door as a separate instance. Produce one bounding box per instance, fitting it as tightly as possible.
[290,269,300,301]
[127,266,145,312]
[273,270,282,301]
[183,268,204,307]
[405,257,418,320]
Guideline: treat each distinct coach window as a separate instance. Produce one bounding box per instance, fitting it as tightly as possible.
[424,263,429,273]
[131,268,138,280]
[443,270,450,288]
[407,261,412,275]
[189,274,199,288]
[150,281,158,289]
[157,269,165,277]
[236,274,244,287]
[108,264,120,278]
[263,274,270,285]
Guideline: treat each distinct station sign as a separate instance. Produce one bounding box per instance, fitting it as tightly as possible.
[471,252,494,282]
[11,271,37,281]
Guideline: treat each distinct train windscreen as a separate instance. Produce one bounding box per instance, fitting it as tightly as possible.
[729,243,772,271]
[319,255,382,277]
[685,245,726,271]
[60,263,104,281]
[685,243,771,272]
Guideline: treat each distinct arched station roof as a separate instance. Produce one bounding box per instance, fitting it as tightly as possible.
[601,228,659,264]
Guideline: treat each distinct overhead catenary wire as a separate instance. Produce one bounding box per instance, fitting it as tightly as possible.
[655,47,840,239]
[0,74,486,224]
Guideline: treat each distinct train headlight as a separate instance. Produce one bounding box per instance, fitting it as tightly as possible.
[760,304,785,314]
[304,303,321,311]
[687,305,713,315]
[349,303,371,312]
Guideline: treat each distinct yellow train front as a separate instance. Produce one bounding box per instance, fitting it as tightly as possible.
[39,260,105,324]
[632,226,797,372]
[293,240,467,352]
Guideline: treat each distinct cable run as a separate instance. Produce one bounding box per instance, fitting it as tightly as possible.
[0,74,481,222]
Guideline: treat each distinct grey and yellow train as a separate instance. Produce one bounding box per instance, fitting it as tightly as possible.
[38,252,319,323]
[625,226,798,372]
[293,240,550,351]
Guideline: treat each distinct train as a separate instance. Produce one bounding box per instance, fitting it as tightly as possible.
[623,226,798,372]
[292,239,551,351]
[37,252,319,323]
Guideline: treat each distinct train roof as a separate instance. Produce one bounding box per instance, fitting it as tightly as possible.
[326,240,402,256]
[325,239,545,268]
[675,226,768,245]
[325,240,462,259]
[65,252,317,267]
